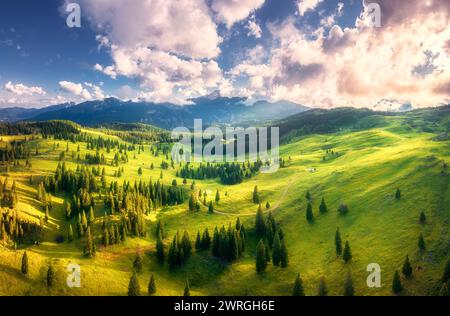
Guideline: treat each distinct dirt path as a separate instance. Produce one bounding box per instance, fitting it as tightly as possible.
[212,178,294,217]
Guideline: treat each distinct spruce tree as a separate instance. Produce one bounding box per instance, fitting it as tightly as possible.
[392,270,402,294]
[215,190,220,204]
[344,272,354,296]
[335,228,342,256]
[84,226,96,257]
[319,197,328,214]
[280,238,288,268]
[253,185,260,204]
[208,201,214,214]
[395,188,401,200]
[255,205,266,237]
[292,273,305,296]
[47,264,55,287]
[195,231,201,250]
[418,233,426,251]
[256,239,267,273]
[133,251,143,273]
[306,202,314,222]
[128,272,140,296]
[306,191,311,201]
[21,251,29,275]
[265,201,270,209]
[148,274,156,295]
[318,277,328,296]
[343,241,352,263]
[272,232,281,266]
[402,255,413,278]
[419,211,426,224]
[184,279,191,296]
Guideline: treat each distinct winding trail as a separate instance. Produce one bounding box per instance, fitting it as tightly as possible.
[212,178,294,217]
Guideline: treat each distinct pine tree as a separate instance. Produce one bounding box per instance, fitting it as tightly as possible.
[343,241,352,263]
[88,206,95,224]
[419,211,426,224]
[253,186,260,204]
[103,228,109,247]
[395,188,401,200]
[255,205,266,237]
[256,239,267,273]
[392,270,402,294]
[292,273,305,296]
[128,272,140,296]
[156,235,165,264]
[306,202,314,222]
[265,201,270,209]
[133,251,143,273]
[418,233,426,251]
[272,232,281,266]
[306,191,311,201]
[68,224,73,242]
[215,189,220,204]
[47,264,55,287]
[184,279,190,296]
[84,226,96,257]
[442,260,450,283]
[335,228,342,256]
[318,277,328,296]
[148,274,156,295]
[319,197,328,214]
[195,231,201,250]
[21,251,29,275]
[402,255,413,278]
[208,201,214,214]
[280,238,289,268]
[344,272,354,296]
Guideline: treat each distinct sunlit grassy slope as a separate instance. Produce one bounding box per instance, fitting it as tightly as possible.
[0,116,449,296]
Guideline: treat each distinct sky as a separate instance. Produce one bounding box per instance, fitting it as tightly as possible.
[0,0,449,109]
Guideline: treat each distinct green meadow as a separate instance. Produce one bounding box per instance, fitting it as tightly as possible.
[0,113,449,296]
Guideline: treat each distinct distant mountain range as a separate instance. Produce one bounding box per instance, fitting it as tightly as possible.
[0,96,309,129]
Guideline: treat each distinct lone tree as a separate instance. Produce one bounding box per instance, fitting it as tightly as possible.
[395,188,401,200]
[256,239,267,273]
[133,251,143,273]
[392,270,403,294]
[306,202,314,222]
[338,204,349,215]
[156,236,165,264]
[255,205,266,237]
[292,273,305,296]
[47,264,55,287]
[344,272,354,296]
[148,274,156,295]
[335,228,343,256]
[208,201,214,214]
[442,260,450,283]
[319,197,328,214]
[83,226,96,258]
[419,211,426,224]
[128,272,140,296]
[184,279,191,296]
[343,241,352,263]
[418,233,426,251]
[215,190,220,204]
[253,186,260,204]
[318,277,328,296]
[21,251,29,275]
[402,255,413,278]
[305,191,311,201]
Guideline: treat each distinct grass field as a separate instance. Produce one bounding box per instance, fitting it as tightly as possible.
[0,116,449,296]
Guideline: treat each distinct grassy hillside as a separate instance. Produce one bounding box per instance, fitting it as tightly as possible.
[0,113,448,296]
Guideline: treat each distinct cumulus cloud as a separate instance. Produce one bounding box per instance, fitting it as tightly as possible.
[211,0,265,28]
[247,17,262,38]
[78,0,221,59]
[229,1,450,108]
[59,81,106,101]
[4,81,46,96]
[297,0,323,16]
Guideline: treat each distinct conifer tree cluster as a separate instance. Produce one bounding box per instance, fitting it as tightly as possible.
[0,209,43,244]
[168,231,192,269]
[211,220,245,262]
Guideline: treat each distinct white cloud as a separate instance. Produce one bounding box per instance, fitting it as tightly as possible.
[4,81,46,96]
[297,0,323,16]
[59,81,96,100]
[211,0,265,28]
[247,18,262,38]
[79,0,221,59]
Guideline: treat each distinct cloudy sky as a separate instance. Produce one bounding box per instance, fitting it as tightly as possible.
[0,0,449,109]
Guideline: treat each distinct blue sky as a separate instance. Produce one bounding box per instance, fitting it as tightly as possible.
[0,0,449,109]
